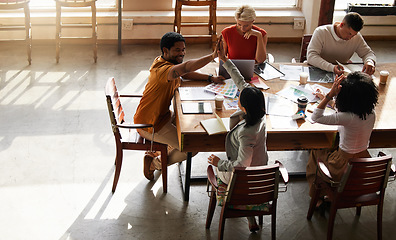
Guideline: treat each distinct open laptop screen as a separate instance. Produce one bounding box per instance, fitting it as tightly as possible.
[218,59,255,80]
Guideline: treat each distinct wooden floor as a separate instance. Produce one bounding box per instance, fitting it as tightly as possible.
[0,41,396,240]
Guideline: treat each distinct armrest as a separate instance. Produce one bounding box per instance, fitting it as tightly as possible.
[207,165,218,189]
[275,160,289,184]
[117,123,153,129]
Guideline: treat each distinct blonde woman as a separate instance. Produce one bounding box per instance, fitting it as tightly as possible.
[221,5,268,63]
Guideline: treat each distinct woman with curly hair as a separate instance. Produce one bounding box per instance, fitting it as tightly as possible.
[306,71,379,206]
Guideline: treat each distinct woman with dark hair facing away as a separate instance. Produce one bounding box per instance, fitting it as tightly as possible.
[306,71,379,206]
[208,37,268,232]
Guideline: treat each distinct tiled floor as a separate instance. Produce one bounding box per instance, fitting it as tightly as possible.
[0,40,395,240]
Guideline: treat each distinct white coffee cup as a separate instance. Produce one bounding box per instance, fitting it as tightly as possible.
[299,72,309,85]
[215,95,224,110]
[380,70,389,85]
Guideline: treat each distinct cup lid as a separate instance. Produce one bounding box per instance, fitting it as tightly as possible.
[297,96,308,103]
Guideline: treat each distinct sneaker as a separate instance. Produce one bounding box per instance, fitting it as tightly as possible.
[248,217,260,232]
[249,222,260,232]
[143,153,155,180]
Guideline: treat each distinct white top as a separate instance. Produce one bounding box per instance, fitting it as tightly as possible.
[307,24,376,72]
[311,108,375,154]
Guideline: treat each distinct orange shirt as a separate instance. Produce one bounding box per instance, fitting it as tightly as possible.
[134,56,180,133]
[221,25,267,61]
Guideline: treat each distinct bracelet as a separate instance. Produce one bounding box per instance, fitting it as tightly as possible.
[207,74,213,83]
[325,94,332,100]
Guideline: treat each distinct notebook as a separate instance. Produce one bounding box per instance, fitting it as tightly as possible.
[218,59,255,80]
[200,113,230,135]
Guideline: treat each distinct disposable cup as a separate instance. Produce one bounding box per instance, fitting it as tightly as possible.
[215,95,224,110]
[299,72,309,85]
[380,70,389,85]
[297,96,308,112]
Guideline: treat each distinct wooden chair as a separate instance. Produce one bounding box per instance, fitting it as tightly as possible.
[55,0,97,63]
[173,0,217,50]
[0,0,32,65]
[299,34,312,63]
[206,161,289,240]
[105,77,168,193]
[307,152,394,240]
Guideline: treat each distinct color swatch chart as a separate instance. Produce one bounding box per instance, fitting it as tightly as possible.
[204,79,238,98]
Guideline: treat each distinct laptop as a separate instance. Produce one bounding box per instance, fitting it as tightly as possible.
[218,59,255,80]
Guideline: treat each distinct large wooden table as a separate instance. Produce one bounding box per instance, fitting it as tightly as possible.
[174,63,396,201]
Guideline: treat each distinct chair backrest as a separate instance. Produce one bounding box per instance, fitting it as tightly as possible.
[56,0,96,7]
[299,34,312,63]
[105,77,125,138]
[177,0,216,6]
[338,154,393,198]
[225,164,280,206]
[0,0,29,9]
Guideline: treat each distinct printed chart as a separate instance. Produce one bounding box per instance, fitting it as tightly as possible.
[204,79,238,98]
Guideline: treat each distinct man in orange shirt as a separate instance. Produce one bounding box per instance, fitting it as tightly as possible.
[134,32,224,180]
[222,5,268,63]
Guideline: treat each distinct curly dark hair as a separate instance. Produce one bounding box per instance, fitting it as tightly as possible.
[344,12,364,32]
[240,87,266,126]
[335,71,378,120]
[160,32,185,54]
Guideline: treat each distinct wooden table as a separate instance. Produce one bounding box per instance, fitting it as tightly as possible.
[174,62,396,201]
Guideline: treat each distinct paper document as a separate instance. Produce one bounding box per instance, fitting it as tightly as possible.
[308,66,334,83]
[269,115,298,129]
[250,76,269,90]
[336,60,364,74]
[200,113,230,135]
[265,94,296,117]
[279,65,334,83]
[179,87,215,101]
[279,65,305,81]
[276,85,317,103]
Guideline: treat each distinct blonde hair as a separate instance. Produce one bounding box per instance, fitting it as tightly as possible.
[235,5,256,22]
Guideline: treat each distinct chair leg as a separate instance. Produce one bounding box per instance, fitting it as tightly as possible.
[55,3,61,64]
[112,147,123,193]
[91,3,97,63]
[356,206,361,216]
[307,184,321,220]
[258,215,263,226]
[218,208,226,240]
[24,5,32,65]
[205,187,217,229]
[327,204,337,240]
[160,146,168,193]
[272,201,277,240]
[377,201,383,240]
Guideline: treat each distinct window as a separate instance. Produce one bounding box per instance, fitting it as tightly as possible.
[29,0,116,8]
[217,0,297,8]
[335,0,394,10]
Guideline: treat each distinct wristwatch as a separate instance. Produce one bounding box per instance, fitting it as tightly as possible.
[207,74,213,82]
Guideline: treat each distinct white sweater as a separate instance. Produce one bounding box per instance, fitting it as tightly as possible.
[311,108,375,154]
[307,24,376,72]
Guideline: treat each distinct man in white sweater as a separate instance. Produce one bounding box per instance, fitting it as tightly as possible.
[307,12,376,75]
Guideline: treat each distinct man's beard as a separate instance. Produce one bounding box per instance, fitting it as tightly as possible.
[169,56,183,65]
